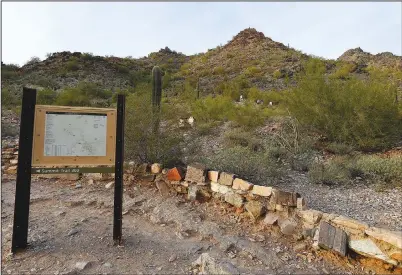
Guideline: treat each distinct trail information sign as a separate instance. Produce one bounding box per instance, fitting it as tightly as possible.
[32,105,116,166]
[12,88,126,253]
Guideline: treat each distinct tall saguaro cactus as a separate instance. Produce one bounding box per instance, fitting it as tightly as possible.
[151,66,162,134]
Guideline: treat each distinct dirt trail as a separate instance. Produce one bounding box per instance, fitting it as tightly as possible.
[0,177,394,274]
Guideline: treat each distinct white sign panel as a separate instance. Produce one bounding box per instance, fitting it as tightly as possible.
[44,112,107,157]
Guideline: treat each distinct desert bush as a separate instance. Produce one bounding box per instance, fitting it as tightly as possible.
[124,91,184,167]
[1,89,19,108]
[66,57,79,71]
[55,82,111,107]
[308,158,351,185]
[198,146,282,185]
[224,128,263,152]
[230,102,268,129]
[273,70,282,79]
[191,95,233,122]
[1,122,19,137]
[351,154,402,184]
[195,121,221,136]
[287,59,402,150]
[325,142,354,155]
[331,62,357,79]
[37,89,57,105]
[25,56,41,65]
[244,66,262,77]
[213,66,225,75]
[116,65,130,74]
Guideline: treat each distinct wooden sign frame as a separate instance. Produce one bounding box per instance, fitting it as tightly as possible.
[32,105,117,166]
[12,89,126,253]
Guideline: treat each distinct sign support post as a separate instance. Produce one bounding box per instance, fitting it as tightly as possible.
[12,87,37,253]
[113,94,125,244]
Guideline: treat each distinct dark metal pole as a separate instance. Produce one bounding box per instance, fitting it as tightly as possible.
[113,94,125,244]
[11,87,37,253]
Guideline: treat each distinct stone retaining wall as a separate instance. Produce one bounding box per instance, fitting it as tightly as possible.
[142,162,402,269]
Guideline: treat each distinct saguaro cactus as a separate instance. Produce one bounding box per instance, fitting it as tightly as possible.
[152,66,162,134]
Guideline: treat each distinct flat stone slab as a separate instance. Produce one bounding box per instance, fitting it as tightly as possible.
[349,239,398,266]
[318,221,348,256]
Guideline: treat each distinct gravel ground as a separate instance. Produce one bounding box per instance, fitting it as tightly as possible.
[272,170,402,231]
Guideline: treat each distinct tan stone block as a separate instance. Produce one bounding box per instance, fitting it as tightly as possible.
[207,171,219,182]
[210,182,231,194]
[332,215,369,232]
[224,192,244,208]
[218,172,235,186]
[297,197,307,210]
[298,209,323,225]
[252,185,272,197]
[185,163,206,183]
[232,178,253,191]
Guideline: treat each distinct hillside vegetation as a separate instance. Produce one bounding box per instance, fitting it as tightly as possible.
[2,28,402,188]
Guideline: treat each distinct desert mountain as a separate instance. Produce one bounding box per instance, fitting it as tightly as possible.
[2,28,401,98]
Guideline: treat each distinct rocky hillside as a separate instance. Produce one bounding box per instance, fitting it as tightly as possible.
[2,28,401,98]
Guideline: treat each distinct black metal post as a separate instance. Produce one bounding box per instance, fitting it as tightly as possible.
[113,94,125,244]
[11,87,37,253]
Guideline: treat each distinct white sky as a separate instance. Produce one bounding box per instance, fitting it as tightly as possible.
[2,2,401,66]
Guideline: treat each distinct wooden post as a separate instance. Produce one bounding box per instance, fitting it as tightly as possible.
[12,87,37,253]
[113,94,125,244]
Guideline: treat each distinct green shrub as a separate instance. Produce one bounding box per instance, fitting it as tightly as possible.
[66,58,79,71]
[116,65,130,74]
[230,102,268,129]
[273,70,282,79]
[196,121,221,136]
[37,89,57,105]
[224,128,263,151]
[244,66,261,77]
[331,62,357,79]
[352,154,402,183]
[213,66,225,75]
[287,59,402,150]
[125,91,184,167]
[55,82,111,107]
[1,89,19,108]
[308,159,351,185]
[191,95,233,122]
[325,142,354,155]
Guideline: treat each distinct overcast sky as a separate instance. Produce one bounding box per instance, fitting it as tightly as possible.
[2,2,401,66]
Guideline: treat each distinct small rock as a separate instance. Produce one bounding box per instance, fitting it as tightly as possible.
[75,261,90,270]
[224,192,244,208]
[87,179,94,185]
[156,181,170,197]
[264,212,279,225]
[67,229,79,236]
[151,163,162,174]
[293,243,307,252]
[245,201,265,219]
[105,181,114,189]
[278,219,297,235]
[167,167,184,181]
[169,254,177,262]
[75,183,82,189]
[103,262,112,268]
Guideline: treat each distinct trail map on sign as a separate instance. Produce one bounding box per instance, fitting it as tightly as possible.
[44,112,107,157]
